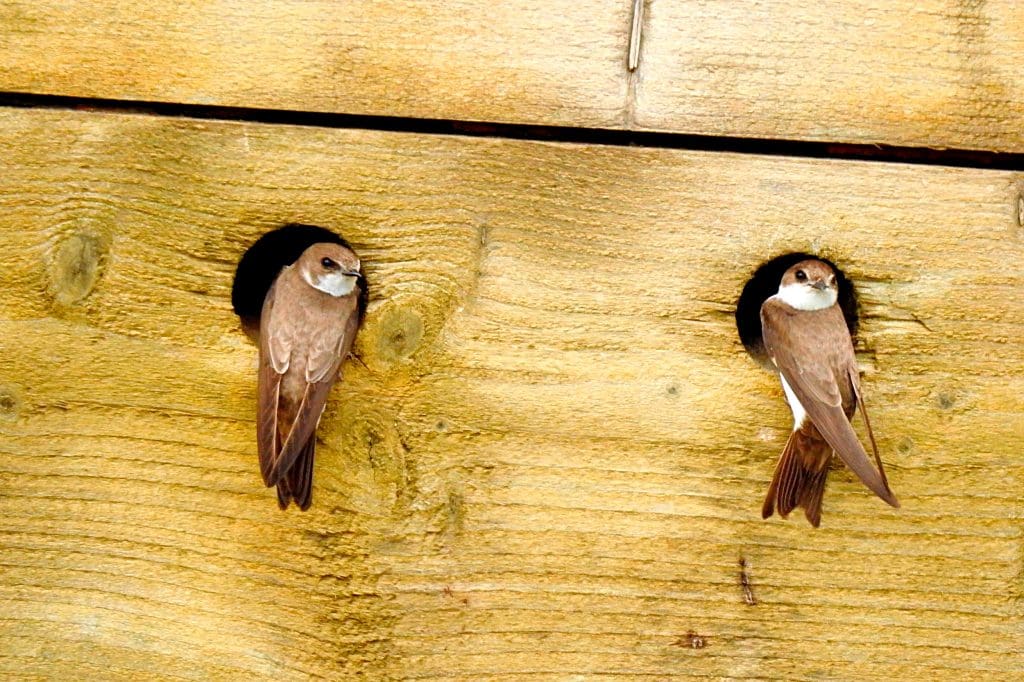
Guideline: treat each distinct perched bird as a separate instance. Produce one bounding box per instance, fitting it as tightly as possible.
[257,242,365,510]
[760,259,898,526]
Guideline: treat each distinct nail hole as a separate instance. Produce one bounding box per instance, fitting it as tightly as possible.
[231,223,368,342]
[672,631,707,649]
[734,252,859,368]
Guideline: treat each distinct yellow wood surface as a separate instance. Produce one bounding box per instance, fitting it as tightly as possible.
[0,0,630,128]
[634,0,1024,152]
[3,2,1024,151]
[1,107,1023,680]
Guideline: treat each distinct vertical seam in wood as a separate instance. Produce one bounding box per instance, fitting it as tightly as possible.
[624,0,644,129]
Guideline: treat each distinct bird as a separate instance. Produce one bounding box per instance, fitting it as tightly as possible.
[256,241,365,510]
[759,258,898,526]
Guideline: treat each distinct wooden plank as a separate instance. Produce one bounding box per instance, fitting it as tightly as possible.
[4,2,1024,152]
[1,107,1022,680]
[0,0,630,128]
[635,0,1024,152]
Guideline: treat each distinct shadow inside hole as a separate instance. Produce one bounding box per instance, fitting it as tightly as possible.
[735,252,859,369]
[232,223,368,343]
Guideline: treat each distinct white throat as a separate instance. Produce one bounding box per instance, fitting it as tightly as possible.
[302,269,357,297]
[775,283,837,311]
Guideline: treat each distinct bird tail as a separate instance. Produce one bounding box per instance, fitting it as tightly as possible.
[275,436,316,511]
[762,428,831,528]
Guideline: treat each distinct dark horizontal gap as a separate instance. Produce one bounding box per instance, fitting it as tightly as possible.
[2,91,1023,171]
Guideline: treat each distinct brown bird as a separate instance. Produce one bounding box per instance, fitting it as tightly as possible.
[257,242,365,510]
[760,259,898,526]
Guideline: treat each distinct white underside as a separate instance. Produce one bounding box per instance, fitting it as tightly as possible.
[779,374,807,431]
[775,283,837,311]
[304,270,357,297]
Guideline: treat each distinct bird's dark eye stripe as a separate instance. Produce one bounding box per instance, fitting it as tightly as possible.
[320,257,337,269]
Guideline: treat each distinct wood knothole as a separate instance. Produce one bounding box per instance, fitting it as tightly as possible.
[48,230,110,308]
[0,386,20,421]
[734,252,859,368]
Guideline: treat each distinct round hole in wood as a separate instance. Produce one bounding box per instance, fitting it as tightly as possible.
[734,252,858,368]
[232,223,366,342]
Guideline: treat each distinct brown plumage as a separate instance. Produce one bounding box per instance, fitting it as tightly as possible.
[760,259,898,526]
[257,242,364,510]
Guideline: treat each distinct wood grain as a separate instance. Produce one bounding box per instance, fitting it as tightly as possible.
[0,0,630,128]
[635,0,1024,152]
[1,107,1022,680]
[4,2,1024,151]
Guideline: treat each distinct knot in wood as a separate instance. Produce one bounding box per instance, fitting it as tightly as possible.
[0,386,20,421]
[49,231,108,306]
[377,307,424,362]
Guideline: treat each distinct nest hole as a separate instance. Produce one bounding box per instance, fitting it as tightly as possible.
[734,252,859,368]
[232,223,360,342]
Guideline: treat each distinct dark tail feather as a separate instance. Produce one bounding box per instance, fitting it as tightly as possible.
[287,436,316,511]
[799,465,829,528]
[271,427,292,509]
[763,430,830,528]
[274,437,316,511]
[276,476,292,510]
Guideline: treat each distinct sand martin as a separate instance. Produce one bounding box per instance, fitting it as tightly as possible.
[760,259,898,526]
[257,242,365,510]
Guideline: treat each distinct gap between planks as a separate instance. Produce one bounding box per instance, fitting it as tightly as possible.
[1,91,1023,172]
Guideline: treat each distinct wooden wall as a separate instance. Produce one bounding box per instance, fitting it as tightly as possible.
[3,0,1023,150]
[1,2,1022,680]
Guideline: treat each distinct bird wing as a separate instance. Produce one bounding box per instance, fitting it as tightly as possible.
[761,298,898,507]
[266,297,361,487]
[257,280,290,486]
[848,365,895,500]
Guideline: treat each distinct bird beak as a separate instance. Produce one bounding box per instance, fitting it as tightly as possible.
[811,279,828,291]
[344,270,363,279]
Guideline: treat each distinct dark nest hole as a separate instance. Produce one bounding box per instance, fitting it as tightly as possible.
[735,252,859,368]
[232,223,368,342]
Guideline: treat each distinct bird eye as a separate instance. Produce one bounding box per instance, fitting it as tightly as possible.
[320,257,338,269]
[795,270,807,281]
